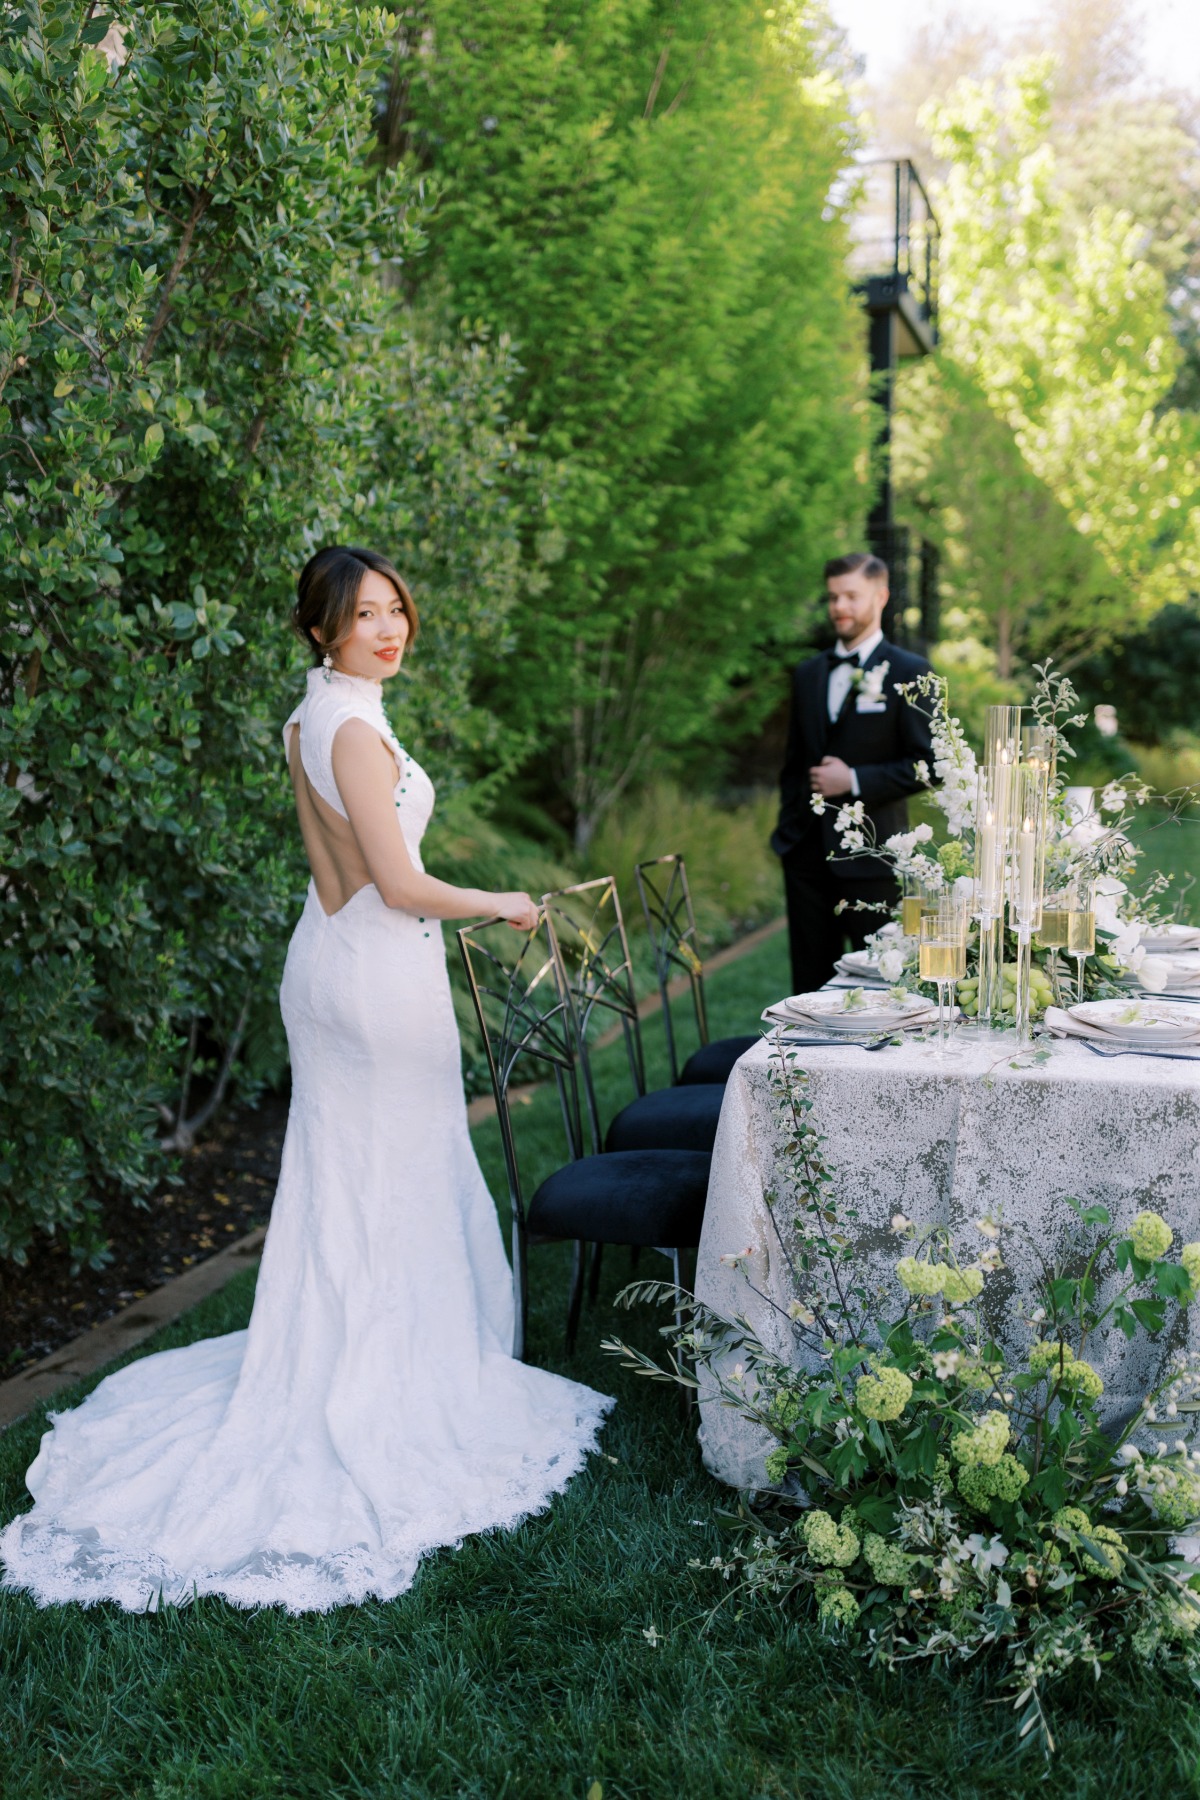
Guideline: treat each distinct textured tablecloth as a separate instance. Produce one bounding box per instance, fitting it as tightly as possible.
[695,1030,1200,1489]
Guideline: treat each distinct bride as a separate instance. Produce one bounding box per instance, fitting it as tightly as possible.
[0,545,613,1613]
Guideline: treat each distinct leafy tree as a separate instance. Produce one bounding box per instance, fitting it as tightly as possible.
[894,358,1115,678]
[390,0,869,849]
[1073,602,1200,747]
[923,58,1200,614]
[0,2,529,1264]
[873,0,1200,681]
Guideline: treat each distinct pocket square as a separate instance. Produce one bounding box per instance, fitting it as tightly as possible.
[855,697,887,713]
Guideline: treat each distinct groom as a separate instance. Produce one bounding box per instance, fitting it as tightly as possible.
[771,552,935,995]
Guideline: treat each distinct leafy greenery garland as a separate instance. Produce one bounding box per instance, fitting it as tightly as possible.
[604,1046,1200,1756]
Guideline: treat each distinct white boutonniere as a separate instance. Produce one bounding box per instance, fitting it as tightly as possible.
[851,659,890,704]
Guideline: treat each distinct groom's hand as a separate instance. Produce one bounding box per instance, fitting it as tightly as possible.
[809,756,854,798]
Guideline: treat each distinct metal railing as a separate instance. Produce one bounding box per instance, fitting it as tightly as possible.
[849,157,940,340]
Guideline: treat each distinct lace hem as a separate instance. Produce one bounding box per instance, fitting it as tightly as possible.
[0,1392,614,1613]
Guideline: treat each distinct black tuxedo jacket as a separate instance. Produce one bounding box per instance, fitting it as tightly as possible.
[771,637,935,881]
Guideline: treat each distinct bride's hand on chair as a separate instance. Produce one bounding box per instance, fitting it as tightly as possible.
[494,892,541,931]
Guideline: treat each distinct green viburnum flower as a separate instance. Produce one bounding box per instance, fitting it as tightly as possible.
[1029,1339,1075,1380]
[1150,1483,1200,1532]
[895,1257,948,1297]
[1139,1463,1200,1531]
[1162,1593,1200,1641]
[956,1358,1003,1393]
[1130,1210,1173,1260]
[764,1446,790,1485]
[956,1453,1029,1510]
[1182,1243,1200,1288]
[766,1387,803,1433]
[937,840,969,880]
[951,1410,1011,1469]
[1081,1526,1126,1580]
[855,1365,913,1422]
[863,1532,913,1586]
[816,1585,860,1629]
[1053,1507,1125,1579]
[801,1509,860,1568]
[941,1267,985,1304]
[1059,1357,1103,1402]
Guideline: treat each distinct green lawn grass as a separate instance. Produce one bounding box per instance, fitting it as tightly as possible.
[1123,805,1200,921]
[4,927,1200,1799]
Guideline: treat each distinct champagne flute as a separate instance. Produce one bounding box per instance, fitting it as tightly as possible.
[1065,874,1095,1003]
[920,896,968,1057]
[1037,891,1071,1006]
[901,870,939,938]
[901,872,924,938]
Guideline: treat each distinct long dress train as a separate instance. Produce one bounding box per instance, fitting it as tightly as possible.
[0,667,613,1612]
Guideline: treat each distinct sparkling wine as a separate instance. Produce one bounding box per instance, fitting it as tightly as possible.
[919,941,966,982]
[1037,908,1071,949]
[901,896,923,935]
[1067,911,1096,955]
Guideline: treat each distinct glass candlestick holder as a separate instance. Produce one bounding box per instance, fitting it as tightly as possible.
[1008,764,1050,1046]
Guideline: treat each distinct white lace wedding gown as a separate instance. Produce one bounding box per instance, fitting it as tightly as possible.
[0,667,613,1612]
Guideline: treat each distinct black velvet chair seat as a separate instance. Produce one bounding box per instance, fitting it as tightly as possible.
[604,1082,725,1154]
[679,1034,759,1086]
[528,1149,710,1248]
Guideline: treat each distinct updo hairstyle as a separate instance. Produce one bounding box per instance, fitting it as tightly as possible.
[293,546,419,665]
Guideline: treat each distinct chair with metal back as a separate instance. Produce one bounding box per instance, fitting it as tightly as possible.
[457,913,710,1358]
[540,876,725,1157]
[634,854,760,1085]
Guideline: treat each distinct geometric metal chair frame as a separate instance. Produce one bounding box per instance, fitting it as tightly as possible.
[539,874,649,1157]
[542,873,720,1311]
[456,914,588,1362]
[633,853,711,1085]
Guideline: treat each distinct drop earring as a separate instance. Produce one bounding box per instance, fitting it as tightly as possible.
[322,652,333,684]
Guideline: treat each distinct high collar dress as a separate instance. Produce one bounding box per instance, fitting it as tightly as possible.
[0,668,613,1611]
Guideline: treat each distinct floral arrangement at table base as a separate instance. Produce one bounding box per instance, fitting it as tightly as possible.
[604,1051,1200,1755]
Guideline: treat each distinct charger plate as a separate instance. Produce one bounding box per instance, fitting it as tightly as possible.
[1070,998,1200,1045]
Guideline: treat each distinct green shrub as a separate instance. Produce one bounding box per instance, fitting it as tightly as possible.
[586,781,781,957]
[0,2,527,1263]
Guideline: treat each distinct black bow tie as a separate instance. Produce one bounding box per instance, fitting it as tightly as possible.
[828,646,862,665]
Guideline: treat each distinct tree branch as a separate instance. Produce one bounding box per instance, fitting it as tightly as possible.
[644,39,673,120]
[159,990,253,1152]
[139,186,213,367]
[3,649,42,789]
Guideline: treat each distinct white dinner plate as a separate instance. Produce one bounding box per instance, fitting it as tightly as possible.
[1118,954,1200,994]
[1070,999,1200,1044]
[781,990,936,1033]
[1138,924,1200,954]
[834,955,890,986]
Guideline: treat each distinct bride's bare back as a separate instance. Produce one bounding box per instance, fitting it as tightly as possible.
[286,722,391,918]
[287,713,539,930]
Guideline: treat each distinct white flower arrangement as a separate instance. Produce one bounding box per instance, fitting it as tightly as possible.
[819,663,1197,1000]
[606,1058,1200,1760]
[851,659,890,704]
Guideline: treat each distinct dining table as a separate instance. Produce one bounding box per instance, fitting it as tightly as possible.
[694,1011,1200,1490]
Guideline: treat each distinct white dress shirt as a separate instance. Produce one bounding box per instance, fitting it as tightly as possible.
[826,629,884,799]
